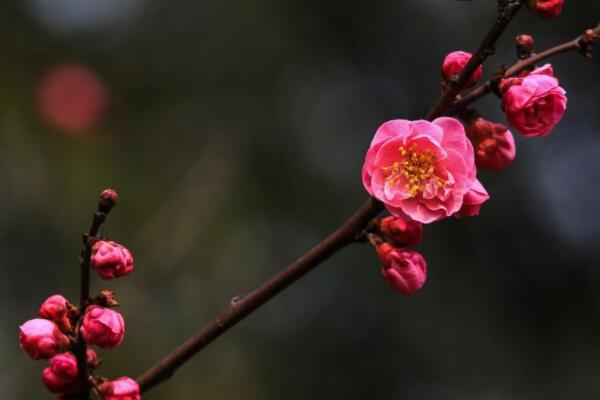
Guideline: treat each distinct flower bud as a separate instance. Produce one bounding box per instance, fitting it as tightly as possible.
[19,319,70,360]
[378,216,423,247]
[466,118,516,171]
[528,0,564,19]
[91,241,134,280]
[42,353,78,393]
[99,377,141,400]
[441,51,483,88]
[99,187,118,213]
[456,179,489,217]
[39,294,73,333]
[81,306,125,349]
[515,34,534,59]
[377,243,427,295]
[87,348,101,370]
[501,64,567,137]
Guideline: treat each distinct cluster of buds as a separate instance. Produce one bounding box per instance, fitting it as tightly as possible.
[368,217,427,295]
[18,188,141,399]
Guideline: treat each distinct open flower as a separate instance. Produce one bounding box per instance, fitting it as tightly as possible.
[362,117,482,223]
[501,64,567,137]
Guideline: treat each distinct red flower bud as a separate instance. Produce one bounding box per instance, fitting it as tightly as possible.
[378,216,423,247]
[42,353,78,393]
[91,241,134,280]
[528,0,564,19]
[516,34,534,51]
[39,294,73,333]
[87,348,101,370]
[441,51,483,88]
[501,64,567,137]
[99,377,140,400]
[81,306,125,349]
[19,319,70,360]
[466,118,516,171]
[377,243,427,295]
[99,187,118,213]
[515,34,534,59]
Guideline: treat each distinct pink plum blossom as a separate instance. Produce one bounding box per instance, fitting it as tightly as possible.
[501,64,567,137]
[362,117,483,223]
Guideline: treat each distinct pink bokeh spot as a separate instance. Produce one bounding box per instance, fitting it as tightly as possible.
[37,64,109,135]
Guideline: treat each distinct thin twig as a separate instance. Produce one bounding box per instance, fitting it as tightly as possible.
[426,0,525,120]
[450,23,600,115]
[137,198,384,392]
[74,195,112,400]
[136,1,528,393]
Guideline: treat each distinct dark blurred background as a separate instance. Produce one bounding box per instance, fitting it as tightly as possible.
[2,1,600,399]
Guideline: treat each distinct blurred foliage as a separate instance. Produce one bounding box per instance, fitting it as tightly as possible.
[2,1,600,399]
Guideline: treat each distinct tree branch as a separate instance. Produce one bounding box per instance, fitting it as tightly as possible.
[426,0,525,120]
[450,23,600,115]
[137,1,527,394]
[137,198,384,392]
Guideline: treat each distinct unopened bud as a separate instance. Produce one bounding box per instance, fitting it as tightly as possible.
[528,0,564,20]
[19,319,70,360]
[466,117,516,171]
[515,34,534,59]
[378,216,423,247]
[42,353,78,393]
[81,306,125,349]
[377,243,427,295]
[39,294,73,333]
[98,187,118,213]
[99,377,140,400]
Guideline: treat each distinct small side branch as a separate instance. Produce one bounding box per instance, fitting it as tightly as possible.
[451,23,600,114]
[426,0,525,120]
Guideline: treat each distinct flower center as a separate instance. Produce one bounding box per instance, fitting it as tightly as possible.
[382,144,445,197]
